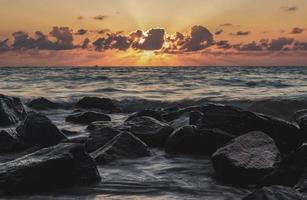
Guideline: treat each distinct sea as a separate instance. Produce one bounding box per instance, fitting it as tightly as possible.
[1,66,307,199]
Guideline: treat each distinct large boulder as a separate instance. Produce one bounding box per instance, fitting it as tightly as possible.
[0,143,101,195]
[0,129,26,153]
[16,112,66,147]
[258,144,307,187]
[199,104,302,154]
[28,97,61,110]
[165,126,234,155]
[0,94,26,126]
[127,109,163,121]
[76,97,117,111]
[66,111,111,124]
[124,116,174,147]
[91,131,150,164]
[85,127,120,153]
[212,131,281,185]
[242,185,304,200]
[294,109,307,141]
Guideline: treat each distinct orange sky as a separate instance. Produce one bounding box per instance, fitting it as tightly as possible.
[0,0,307,66]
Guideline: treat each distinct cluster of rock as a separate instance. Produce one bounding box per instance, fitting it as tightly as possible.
[1,94,307,199]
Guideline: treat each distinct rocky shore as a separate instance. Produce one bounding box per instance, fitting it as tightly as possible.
[1,94,307,199]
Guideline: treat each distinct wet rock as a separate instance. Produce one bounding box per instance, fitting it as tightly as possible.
[212,131,281,185]
[165,126,234,155]
[0,129,26,153]
[16,112,66,147]
[85,127,120,153]
[258,144,307,187]
[91,131,150,164]
[76,97,117,111]
[28,97,61,110]
[294,109,307,141]
[125,116,174,147]
[127,109,163,121]
[242,185,304,200]
[199,104,302,154]
[295,169,307,194]
[86,121,119,132]
[0,94,26,126]
[0,143,101,195]
[66,111,111,124]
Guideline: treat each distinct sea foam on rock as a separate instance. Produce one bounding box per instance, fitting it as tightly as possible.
[0,143,101,195]
[165,125,234,155]
[66,111,111,124]
[91,131,150,164]
[16,112,66,147]
[0,94,26,126]
[212,131,281,185]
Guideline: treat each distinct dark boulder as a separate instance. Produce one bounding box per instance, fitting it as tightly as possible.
[0,129,26,153]
[76,97,117,111]
[28,97,61,110]
[16,112,66,147]
[0,94,26,126]
[199,104,302,154]
[242,185,304,200]
[85,127,120,153]
[125,116,174,147]
[66,111,111,124]
[127,109,163,121]
[258,144,307,187]
[212,131,281,185]
[165,126,234,155]
[86,121,119,132]
[294,109,307,141]
[91,131,150,164]
[0,143,100,195]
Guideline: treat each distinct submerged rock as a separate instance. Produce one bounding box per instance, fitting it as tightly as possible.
[199,104,302,154]
[76,97,117,111]
[16,112,66,147]
[28,97,61,110]
[258,144,307,187]
[66,111,111,124]
[0,129,26,152]
[91,131,150,164]
[165,126,234,155]
[212,131,281,185]
[0,94,26,126]
[125,116,174,147]
[0,143,101,195]
[242,185,304,200]
[85,127,120,153]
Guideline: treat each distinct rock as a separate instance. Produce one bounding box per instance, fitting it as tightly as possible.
[127,109,163,121]
[295,169,307,194]
[85,127,120,153]
[86,121,119,132]
[91,131,150,164]
[167,110,204,130]
[16,112,66,147]
[66,111,111,124]
[0,129,26,152]
[28,97,61,110]
[0,94,26,126]
[61,129,80,136]
[125,116,174,147]
[199,104,302,154]
[258,144,307,187]
[0,143,101,195]
[212,131,281,185]
[242,185,304,200]
[165,126,234,155]
[294,110,307,141]
[76,97,117,111]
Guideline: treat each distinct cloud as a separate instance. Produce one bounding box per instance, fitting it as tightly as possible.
[214,40,231,49]
[96,29,110,34]
[93,33,131,51]
[77,16,84,20]
[220,23,233,27]
[265,37,294,51]
[0,39,10,52]
[233,41,262,51]
[81,38,90,49]
[290,27,305,34]
[281,6,297,12]
[294,42,307,51]
[133,28,165,50]
[93,15,109,20]
[50,26,74,49]
[230,31,251,36]
[75,29,88,35]
[215,29,223,35]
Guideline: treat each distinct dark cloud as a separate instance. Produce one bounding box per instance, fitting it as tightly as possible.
[77,16,84,20]
[281,6,297,12]
[133,28,165,50]
[230,31,251,36]
[75,29,88,35]
[233,41,262,51]
[290,27,305,34]
[50,26,74,49]
[220,23,233,27]
[97,29,110,34]
[81,38,90,49]
[12,31,36,49]
[93,15,109,20]
[294,42,307,51]
[93,33,131,51]
[215,29,223,35]
[214,40,231,49]
[266,37,294,51]
[0,39,10,52]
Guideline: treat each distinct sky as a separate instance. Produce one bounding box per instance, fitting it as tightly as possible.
[0,0,307,66]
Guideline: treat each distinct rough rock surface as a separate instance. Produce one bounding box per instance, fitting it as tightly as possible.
[28,97,61,110]
[212,131,281,185]
[0,129,26,152]
[76,97,117,111]
[0,94,26,126]
[66,111,111,124]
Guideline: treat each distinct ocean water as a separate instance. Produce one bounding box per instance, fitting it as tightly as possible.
[1,66,307,199]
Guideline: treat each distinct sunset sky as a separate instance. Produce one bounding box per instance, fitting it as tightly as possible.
[0,0,307,66]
